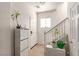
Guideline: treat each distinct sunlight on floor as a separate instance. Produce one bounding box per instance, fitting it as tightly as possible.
[29,44,44,56]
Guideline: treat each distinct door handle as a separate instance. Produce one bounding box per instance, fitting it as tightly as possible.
[30,31,33,34]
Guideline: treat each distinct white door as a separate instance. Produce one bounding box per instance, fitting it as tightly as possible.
[70,3,79,56]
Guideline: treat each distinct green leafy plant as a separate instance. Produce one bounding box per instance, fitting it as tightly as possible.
[54,28,60,35]
[11,10,21,27]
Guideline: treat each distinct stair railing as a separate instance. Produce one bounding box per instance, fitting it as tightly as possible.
[44,17,69,46]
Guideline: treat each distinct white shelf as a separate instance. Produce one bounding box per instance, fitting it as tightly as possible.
[15,28,29,56]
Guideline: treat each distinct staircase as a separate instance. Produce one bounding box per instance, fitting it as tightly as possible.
[44,18,70,56]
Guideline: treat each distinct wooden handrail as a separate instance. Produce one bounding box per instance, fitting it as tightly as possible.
[44,18,69,34]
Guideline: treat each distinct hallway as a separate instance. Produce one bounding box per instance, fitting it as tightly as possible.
[0,2,79,56]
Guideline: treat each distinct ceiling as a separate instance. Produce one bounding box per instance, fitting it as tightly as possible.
[27,2,62,12]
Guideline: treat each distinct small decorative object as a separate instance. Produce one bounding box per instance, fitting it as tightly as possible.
[57,40,65,49]
[11,10,21,29]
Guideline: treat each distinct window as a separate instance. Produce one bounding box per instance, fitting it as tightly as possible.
[40,18,51,28]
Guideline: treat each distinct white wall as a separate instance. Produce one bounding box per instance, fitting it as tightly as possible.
[55,2,68,26]
[11,3,31,28]
[37,2,68,44]
[0,3,11,56]
[29,6,37,48]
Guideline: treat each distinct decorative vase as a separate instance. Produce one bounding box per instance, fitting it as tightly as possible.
[16,24,21,29]
[57,40,65,49]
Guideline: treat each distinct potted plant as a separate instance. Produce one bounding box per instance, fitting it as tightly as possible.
[11,10,21,29]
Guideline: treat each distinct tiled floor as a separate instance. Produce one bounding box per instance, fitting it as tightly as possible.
[29,44,44,56]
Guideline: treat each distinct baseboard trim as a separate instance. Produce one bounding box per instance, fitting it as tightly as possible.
[31,43,38,49]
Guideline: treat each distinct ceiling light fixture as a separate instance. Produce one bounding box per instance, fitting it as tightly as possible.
[35,2,46,8]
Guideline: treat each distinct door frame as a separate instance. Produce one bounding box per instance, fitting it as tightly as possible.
[70,2,79,56]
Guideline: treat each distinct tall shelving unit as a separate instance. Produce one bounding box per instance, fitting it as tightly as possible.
[15,28,29,56]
